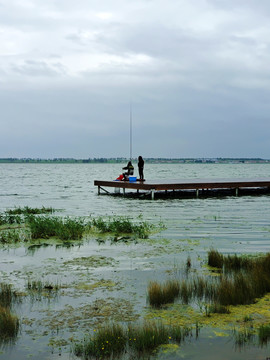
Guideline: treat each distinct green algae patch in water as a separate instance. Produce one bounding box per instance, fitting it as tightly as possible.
[74,279,117,292]
[145,293,270,334]
[63,255,118,268]
[39,297,139,332]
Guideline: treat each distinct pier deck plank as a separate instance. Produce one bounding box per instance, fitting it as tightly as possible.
[94,178,270,198]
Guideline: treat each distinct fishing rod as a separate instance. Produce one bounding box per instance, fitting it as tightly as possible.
[130,101,132,161]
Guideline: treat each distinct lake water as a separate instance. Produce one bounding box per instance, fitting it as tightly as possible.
[0,163,270,360]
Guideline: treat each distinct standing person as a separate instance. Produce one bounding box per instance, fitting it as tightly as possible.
[138,156,144,181]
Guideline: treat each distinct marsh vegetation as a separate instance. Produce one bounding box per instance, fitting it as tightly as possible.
[0,208,159,244]
[74,321,192,359]
[0,283,20,346]
[148,250,270,311]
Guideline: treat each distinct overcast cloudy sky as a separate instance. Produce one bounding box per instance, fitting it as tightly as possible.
[1,0,270,159]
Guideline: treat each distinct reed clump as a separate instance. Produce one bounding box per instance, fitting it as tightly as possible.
[258,324,270,346]
[208,249,224,268]
[0,283,19,309]
[6,206,54,215]
[148,251,270,310]
[148,280,180,308]
[74,323,127,359]
[0,306,19,344]
[233,327,255,349]
[0,213,23,226]
[74,321,191,359]
[0,229,22,244]
[27,279,59,292]
[90,216,156,239]
[27,215,85,240]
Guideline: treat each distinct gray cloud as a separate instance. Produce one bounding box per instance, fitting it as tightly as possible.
[1,0,270,158]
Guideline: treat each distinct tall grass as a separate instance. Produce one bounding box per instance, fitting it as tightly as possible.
[74,321,191,359]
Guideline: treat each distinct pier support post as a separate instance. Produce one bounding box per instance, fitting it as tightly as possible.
[235,188,239,196]
[151,189,155,200]
[123,188,126,196]
[196,189,199,198]
[98,186,100,195]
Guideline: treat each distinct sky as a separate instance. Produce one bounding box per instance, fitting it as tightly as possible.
[1,0,270,159]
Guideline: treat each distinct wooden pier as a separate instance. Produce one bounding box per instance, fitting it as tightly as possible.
[94,178,270,200]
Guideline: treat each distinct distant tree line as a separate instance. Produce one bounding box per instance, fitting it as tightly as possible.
[0,158,269,164]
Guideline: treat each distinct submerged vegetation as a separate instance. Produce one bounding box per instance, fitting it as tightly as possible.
[74,321,192,359]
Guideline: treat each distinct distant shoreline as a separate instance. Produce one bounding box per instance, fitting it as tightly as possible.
[0,158,269,164]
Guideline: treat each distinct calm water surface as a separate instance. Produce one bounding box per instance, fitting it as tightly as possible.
[0,163,270,359]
